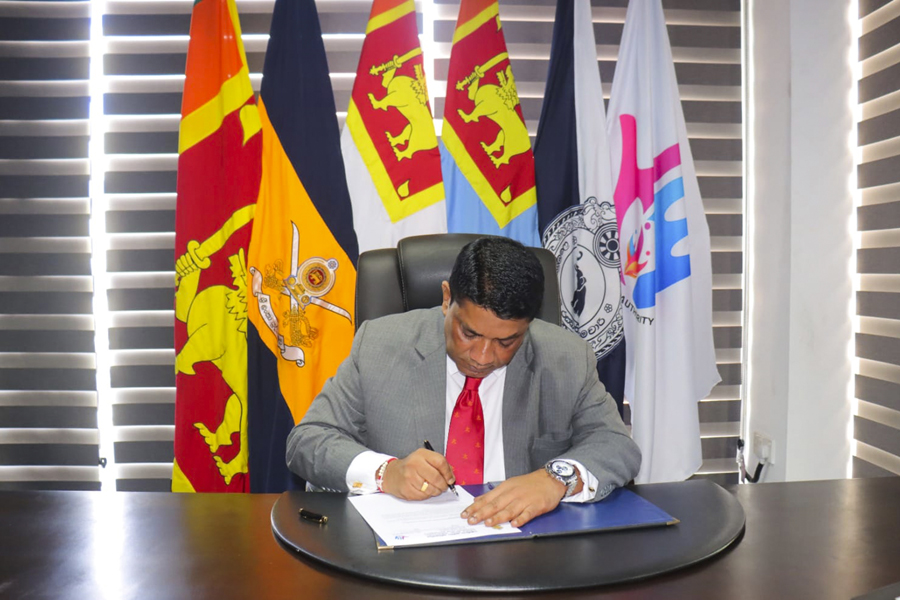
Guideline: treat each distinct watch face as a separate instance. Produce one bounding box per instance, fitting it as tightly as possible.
[549,460,575,479]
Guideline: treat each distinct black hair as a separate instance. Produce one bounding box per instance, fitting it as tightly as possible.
[448,236,544,321]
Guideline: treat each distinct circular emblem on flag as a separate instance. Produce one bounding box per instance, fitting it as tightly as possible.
[542,197,624,360]
[299,258,338,297]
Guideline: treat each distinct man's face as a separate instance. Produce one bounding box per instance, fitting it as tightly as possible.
[441,281,530,379]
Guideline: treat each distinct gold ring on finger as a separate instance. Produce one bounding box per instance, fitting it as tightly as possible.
[420,481,429,492]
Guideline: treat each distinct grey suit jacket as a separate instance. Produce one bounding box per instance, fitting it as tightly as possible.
[286,307,641,500]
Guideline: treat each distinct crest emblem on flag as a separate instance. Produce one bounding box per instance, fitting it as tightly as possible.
[543,197,624,359]
[249,222,351,368]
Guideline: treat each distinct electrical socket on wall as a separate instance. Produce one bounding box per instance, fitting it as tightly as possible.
[753,431,774,465]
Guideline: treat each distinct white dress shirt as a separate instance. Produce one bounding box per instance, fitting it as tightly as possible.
[345,356,599,502]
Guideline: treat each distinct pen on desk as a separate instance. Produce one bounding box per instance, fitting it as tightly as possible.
[298,508,328,524]
[423,439,458,496]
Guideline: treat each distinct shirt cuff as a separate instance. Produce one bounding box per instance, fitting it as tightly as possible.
[559,459,599,503]
[346,450,395,495]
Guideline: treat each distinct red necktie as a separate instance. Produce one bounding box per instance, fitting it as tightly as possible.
[446,376,484,485]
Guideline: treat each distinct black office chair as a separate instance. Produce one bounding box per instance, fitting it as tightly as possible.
[354,233,561,329]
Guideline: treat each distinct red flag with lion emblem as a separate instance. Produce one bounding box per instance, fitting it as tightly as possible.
[440,0,539,245]
[341,0,446,252]
[172,0,261,492]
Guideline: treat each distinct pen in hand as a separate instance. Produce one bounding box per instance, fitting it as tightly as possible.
[423,439,458,497]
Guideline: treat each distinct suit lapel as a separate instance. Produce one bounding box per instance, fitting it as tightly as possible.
[412,308,448,452]
[502,329,537,478]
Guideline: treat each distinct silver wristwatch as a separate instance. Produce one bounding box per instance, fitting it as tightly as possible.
[545,459,578,498]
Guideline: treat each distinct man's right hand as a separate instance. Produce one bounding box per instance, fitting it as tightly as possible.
[380,448,455,500]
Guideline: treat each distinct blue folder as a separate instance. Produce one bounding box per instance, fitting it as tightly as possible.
[375,483,678,550]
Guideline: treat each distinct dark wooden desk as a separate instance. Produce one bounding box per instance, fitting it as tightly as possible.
[1,477,898,599]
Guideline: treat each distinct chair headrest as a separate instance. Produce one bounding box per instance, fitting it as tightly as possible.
[354,234,561,329]
[397,234,483,311]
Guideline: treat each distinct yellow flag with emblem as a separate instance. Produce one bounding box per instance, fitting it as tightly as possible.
[245,0,359,493]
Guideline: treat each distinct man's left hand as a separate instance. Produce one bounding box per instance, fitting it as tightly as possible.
[460,468,577,528]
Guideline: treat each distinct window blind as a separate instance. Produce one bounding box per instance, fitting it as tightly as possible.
[0,0,99,491]
[854,0,900,478]
[1,0,743,491]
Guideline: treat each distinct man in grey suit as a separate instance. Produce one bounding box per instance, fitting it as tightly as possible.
[287,237,640,528]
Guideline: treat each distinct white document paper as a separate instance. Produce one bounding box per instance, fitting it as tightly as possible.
[348,488,521,548]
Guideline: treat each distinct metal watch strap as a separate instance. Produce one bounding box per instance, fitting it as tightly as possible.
[545,461,578,498]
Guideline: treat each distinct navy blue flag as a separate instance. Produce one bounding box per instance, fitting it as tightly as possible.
[246,0,359,493]
[534,0,625,415]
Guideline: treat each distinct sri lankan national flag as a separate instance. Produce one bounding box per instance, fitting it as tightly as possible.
[246,0,359,493]
[341,0,446,253]
[172,0,260,493]
[440,0,539,246]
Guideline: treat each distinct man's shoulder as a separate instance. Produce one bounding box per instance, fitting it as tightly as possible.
[528,318,584,345]
[357,307,442,345]
[527,318,592,360]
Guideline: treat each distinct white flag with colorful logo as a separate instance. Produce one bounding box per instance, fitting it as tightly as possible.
[607,0,720,483]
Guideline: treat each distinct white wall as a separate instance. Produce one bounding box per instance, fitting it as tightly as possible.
[745,0,855,482]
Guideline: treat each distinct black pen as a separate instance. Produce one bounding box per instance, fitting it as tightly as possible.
[298,508,328,524]
[423,439,458,496]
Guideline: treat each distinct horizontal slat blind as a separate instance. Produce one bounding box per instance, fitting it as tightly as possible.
[854,0,900,478]
[1,0,743,491]
[103,0,745,490]
[0,0,99,491]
